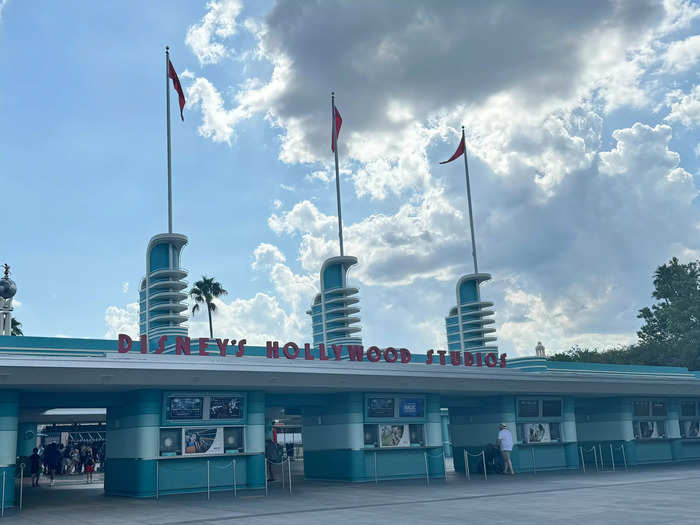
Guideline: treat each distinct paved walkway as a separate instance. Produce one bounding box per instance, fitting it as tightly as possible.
[4,463,700,524]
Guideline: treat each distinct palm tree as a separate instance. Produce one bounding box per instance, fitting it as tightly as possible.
[189,276,227,339]
[11,318,22,336]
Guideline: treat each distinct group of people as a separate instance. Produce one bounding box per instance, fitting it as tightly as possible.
[29,441,102,487]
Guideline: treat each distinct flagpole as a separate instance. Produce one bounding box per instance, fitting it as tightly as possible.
[462,126,478,274]
[332,92,344,256]
[165,46,173,234]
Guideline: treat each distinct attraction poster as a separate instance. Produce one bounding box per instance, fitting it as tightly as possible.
[184,427,224,455]
[169,397,203,420]
[523,423,551,444]
[209,396,243,419]
[368,397,395,418]
[379,424,410,447]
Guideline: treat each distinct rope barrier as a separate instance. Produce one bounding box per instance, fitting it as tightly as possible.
[463,449,487,481]
[579,446,599,472]
[265,458,292,495]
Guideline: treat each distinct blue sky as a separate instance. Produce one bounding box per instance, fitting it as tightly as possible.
[1,1,699,356]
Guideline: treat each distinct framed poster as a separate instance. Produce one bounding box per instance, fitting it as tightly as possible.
[184,427,223,455]
[522,423,551,444]
[379,424,410,447]
[398,398,424,418]
[210,396,243,420]
[169,397,203,420]
[223,427,244,453]
[160,428,182,456]
[682,420,700,439]
[368,397,395,418]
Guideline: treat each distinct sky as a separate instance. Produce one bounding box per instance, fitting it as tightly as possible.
[0,0,699,357]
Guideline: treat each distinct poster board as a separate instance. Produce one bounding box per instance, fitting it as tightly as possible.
[184,427,224,455]
[379,424,410,447]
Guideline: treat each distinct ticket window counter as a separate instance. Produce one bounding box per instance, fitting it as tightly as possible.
[362,394,444,481]
[630,399,676,464]
[515,397,578,472]
[156,392,264,496]
[678,400,700,460]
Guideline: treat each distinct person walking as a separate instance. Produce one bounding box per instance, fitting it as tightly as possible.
[30,448,41,487]
[497,423,515,475]
[84,447,95,484]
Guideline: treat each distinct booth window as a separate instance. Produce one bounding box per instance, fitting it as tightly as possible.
[632,400,667,440]
[160,425,245,457]
[516,398,563,444]
[680,401,700,439]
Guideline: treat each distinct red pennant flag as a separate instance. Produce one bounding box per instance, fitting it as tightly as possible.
[331,106,342,152]
[440,135,465,164]
[168,59,186,121]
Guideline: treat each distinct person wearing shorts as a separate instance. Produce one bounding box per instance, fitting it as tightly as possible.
[497,423,515,475]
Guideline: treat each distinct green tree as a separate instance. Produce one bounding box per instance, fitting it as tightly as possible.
[189,276,228,339]
[11,318,22,336]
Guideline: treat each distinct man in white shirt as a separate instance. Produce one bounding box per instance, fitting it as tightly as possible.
[497,423,515,474]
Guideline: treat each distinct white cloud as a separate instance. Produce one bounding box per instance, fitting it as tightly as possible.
[104,303,138,338]
[665,85,700,127]
[121,281,129,294]
[186,0,242,65]
[663,34,700,73]
[305,170,330,184]
[272,199,282,209]
[252,243,285,270]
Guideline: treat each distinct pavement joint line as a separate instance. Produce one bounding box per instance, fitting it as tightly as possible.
[156,473,700,525]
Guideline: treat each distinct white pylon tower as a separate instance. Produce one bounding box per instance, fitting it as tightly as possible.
[0,264,17,336]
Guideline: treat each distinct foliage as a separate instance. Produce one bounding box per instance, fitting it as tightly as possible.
[189,276,227,339]
[11,318,22,336]
[549,258,700,370]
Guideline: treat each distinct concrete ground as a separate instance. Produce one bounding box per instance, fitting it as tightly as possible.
[4,462,700,524]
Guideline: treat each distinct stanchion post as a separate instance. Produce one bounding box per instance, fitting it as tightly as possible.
[207,460,211,501]
[579,447,586,473]
[620,444,628,471]
[593,446,599,473]
[1,470,5,518]
[264,460,268,496]
[233,459,237,498]
[481,451,487,481]
[424,451,429,486]
[465,450,470,480]
[281,460,285,490]
[531,447,536,475]
[374,452,378,484]
[288,458,292,495]
[610,443,615,472]
[19,463,24,511]
[443,449,447,481]
[599,444,604,471]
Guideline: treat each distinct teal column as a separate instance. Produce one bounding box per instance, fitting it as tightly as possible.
[104,390,161,498]
[563,397,579,469]
[0,391,18,508]
[426,394,445,478]
[16,423,37,458]
[440,408,452,458]
[246,391,265,489]
[668,399,682,461]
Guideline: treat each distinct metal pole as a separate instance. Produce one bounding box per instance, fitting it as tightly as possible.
[465,450,470,480]
[281,460,285,490]
[156,460,159,500]
[207,460,210,501]
[331,92,344,256]
[233,459,236,498]
[531,447,536,475]
[165,46,173,233]
[19,463,24,511]
[461,126,478,274]
[620,444,628,471]
[2,471,5,517]
[424,451,429,486]
[374,452,378,484]
[610,443,615,472]
[288,458,292,495]
[443,450,447,481]
[593,447,599,472]
[599,444,604,471]
[482,451,487,481]
[579,447,586,473]
[264,460,268,496]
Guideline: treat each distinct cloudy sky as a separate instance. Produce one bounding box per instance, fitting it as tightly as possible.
[1,0,698,356]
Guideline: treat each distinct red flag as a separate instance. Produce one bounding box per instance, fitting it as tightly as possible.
[440,135,465,164]
[331,106,342,152]
[168,59,186,121]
